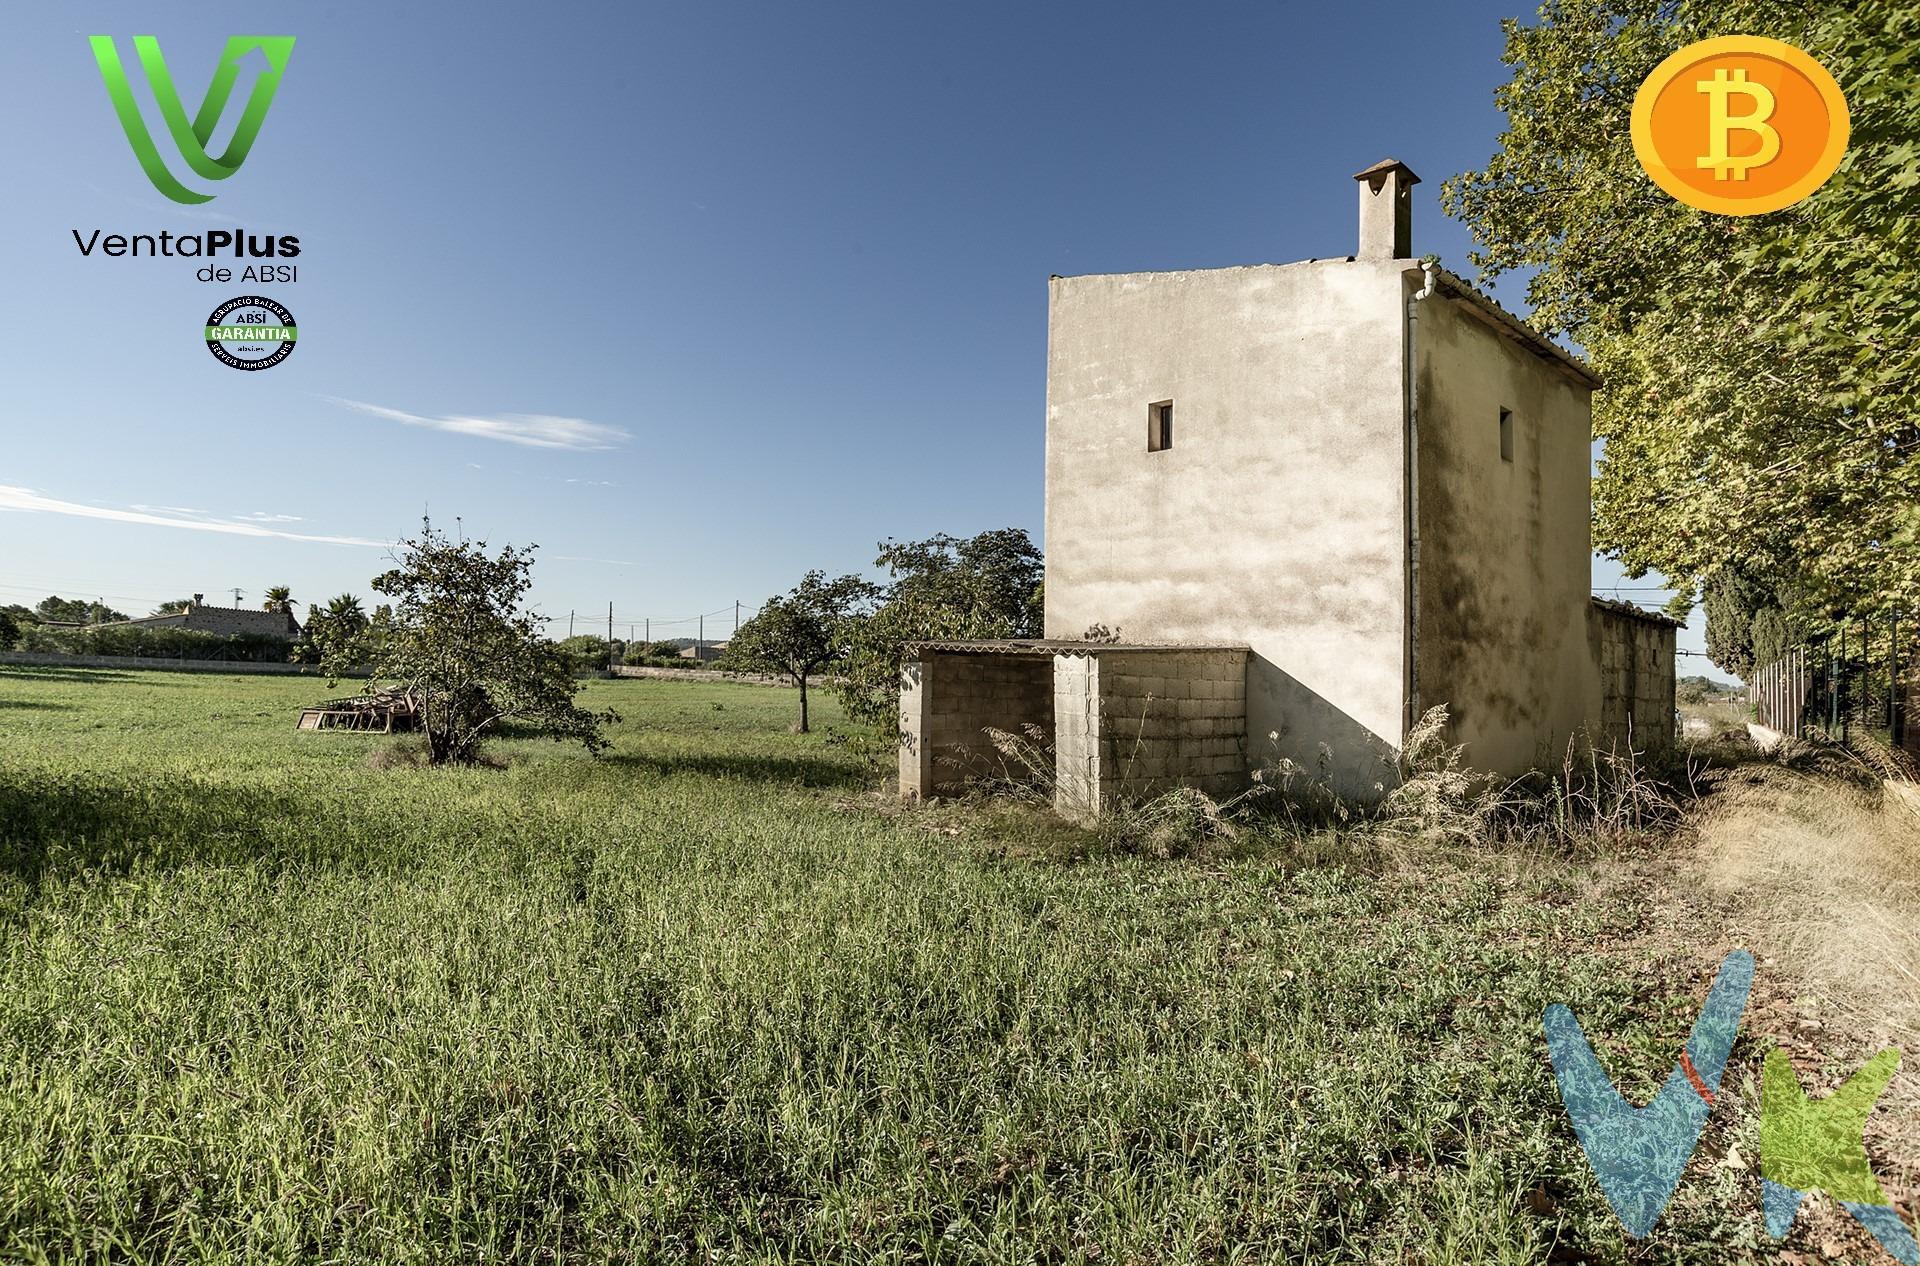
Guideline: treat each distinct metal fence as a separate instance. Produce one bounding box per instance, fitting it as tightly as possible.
[1748,645,1811,736]
[1749,617,1913,755]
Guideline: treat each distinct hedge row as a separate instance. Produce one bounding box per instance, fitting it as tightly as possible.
[18,624,296,663]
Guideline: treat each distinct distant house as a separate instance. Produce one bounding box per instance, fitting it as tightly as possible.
[678,640,728,663]
[111,594,302,639]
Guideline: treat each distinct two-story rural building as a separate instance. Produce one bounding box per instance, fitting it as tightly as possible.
[901,160,1676,812]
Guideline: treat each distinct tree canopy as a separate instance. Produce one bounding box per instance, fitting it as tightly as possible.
[33,596,128,626]
[323,521,613,765]
[724,571,878,732]
[302,594,369,665]
[838,529,1044,729]
[1443,0,1920,650]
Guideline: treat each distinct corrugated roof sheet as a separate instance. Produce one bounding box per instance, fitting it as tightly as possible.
[904,639,1250,657]
[1430,266,1600,389]
[1590,596,1685,628]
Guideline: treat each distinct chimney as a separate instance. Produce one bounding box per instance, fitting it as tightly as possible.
[1353,158,1420,260]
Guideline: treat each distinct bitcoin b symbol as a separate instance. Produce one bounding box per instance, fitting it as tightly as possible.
[1695,67,1780,181]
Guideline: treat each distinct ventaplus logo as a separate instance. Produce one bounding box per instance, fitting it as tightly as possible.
[89,35,295,204]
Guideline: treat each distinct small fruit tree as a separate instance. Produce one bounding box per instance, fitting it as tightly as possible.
[326,519,615,765]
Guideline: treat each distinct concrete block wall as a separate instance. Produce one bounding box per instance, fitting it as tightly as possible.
[898,651,1054,798]
[1054,648,1248,817]
[1589,607,1676,755]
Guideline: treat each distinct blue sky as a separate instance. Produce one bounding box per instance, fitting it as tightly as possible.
[0,2,1721,674]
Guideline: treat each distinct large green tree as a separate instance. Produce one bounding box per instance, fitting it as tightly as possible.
[723,571,878,733]
[1443,0,1920,646]
[1700,566,1794,679]
[837,529,1044,729]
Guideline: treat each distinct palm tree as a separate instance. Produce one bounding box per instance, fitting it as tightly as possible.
[325,593,365,623]
[262,586,294,613]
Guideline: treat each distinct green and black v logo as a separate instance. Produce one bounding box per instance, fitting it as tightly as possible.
[90,36,296,205]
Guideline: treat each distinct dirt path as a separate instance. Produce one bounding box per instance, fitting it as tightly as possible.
[1684,763,1920,1262]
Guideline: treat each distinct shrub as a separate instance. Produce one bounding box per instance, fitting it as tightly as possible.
[554,635,613,676]
[17,623,293,663]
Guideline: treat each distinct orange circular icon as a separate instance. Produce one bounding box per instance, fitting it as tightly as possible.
[1630,35,1849,215]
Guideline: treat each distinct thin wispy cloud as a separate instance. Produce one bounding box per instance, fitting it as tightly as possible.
[328,397,631,451]
[0,486,387,548]
[238,511,304,523]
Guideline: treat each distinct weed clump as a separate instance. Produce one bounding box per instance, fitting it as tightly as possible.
[979,723,1266,858]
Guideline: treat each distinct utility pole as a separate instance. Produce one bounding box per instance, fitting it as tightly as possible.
[699,613,705,662]
[230,587,244,607]
[735,600,741,632]
[645,617,650,648]
[568,609,574,639]
[608,602,615,674]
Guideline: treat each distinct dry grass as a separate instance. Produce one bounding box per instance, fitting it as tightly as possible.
[1696,765,1920,1054]
[979,722,1269,858]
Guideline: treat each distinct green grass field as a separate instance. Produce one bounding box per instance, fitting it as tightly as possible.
[0,667,1768,1263]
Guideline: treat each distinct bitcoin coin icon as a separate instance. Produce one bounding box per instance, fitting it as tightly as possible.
[1696,68,1779,181]
[1631,35,1848,215]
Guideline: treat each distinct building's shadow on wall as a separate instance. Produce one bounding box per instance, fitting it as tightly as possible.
[1246,654,1401,802]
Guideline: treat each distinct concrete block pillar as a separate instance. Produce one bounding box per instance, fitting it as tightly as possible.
[898,658,932,799]
[1053,654,1100,819]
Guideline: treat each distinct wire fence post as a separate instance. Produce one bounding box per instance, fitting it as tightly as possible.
[1895,609,1907,750]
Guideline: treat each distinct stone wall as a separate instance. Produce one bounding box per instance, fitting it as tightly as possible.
[899,651,1054,799]
[128,605,301,638]
[1054,648,1248,817]
[612,665,790,687]
[1588,603,1676,755]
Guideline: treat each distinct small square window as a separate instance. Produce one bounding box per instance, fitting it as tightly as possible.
[1499,408,1514,463]
[1148,400,1174,452]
